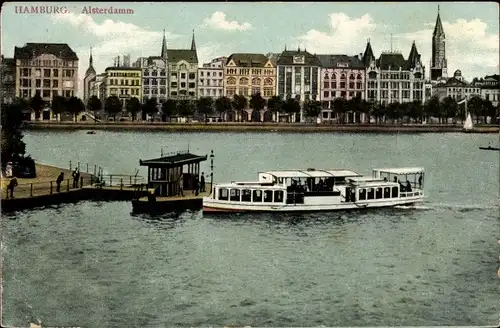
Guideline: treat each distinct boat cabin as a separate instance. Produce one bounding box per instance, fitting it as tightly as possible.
[209,167,425,205]
[372,167,425,198]
[139,151,207,197]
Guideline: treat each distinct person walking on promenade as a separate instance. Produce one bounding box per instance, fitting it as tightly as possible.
[56,172,64,192]
[200,172,206,192]
[178,176,185,197]
[6,177,18,198]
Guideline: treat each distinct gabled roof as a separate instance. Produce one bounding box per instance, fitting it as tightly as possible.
[377,52,408,70]
[139,152,207,167]
[167,49,198,64]
[276,50,322,66]
[316,54,364,69]
[226,53,270,67]
[14,43,78,60]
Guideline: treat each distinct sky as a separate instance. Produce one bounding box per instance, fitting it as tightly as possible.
[2,2,499,98]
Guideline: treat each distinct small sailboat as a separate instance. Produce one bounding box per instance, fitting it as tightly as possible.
[463,113,473,132]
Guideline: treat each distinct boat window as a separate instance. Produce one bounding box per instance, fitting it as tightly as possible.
[264,190,273,203]
[253,190,262,202]
[219,188,228,201]
[274,190,284,202]
[367,188,374,200]
[278,178,283,184]
[359,188,366,200]
[230,189,241,201]
[375,187,383,199]
[241,189,251,202]
[384,187,391,198]
[392,186,399,198]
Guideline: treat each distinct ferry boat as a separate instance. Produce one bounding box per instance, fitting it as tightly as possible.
[203,167,425,213]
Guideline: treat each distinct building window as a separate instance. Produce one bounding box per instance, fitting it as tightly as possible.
[189,73,196,80]
[189,83,195,89]
[181,73,186,79]
[181,82,186,88]
[42,90,50,98]
[324,91,329,98]
[44,69,51,77]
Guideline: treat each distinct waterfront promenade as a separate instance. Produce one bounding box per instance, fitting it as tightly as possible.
[25,121,499,133]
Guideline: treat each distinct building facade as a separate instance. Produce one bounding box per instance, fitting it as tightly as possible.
[89,73,105,100]
[167,31,198,100]
[473,75,499,107]
[316,54,365,122]
[1,56,16,105]
[276,48,321,121]
[83,47,96,104]
[198,56,226,99]
[134,56,167,102]
[430,6,447,83]
[14,43,79,102]
[224,53,275,99]
[364,41,426,105]
[432,70,481,102]
[100,67,142,108]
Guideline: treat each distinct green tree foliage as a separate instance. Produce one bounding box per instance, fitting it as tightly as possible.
[142,98,158,121]
[214,96,232,121]
[249,93,267,112]
[126,97,141,121]
[424,96,441,122]
[161,99,178,122]
[177,99,195,117]
[232,95,248,122]
[66,97,86,122]
[467,96,484,124]
[1,99,28,166]
[105,96,123,120]
[196,97,214,122]
[87,96,102,114]
[440,96,458,123]
[332,98,347,123]
[51,96,67,120]
[30,91,45,120]
[303,100,322,120]
[282,98,301,122]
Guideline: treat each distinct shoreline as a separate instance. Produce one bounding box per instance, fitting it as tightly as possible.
[24,121,500,133]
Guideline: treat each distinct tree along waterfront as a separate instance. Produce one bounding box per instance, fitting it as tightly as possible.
[12,92,500,125]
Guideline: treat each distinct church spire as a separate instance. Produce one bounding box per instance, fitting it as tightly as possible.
[362,39,375,68]
[190,29,196,51]
[89,46,93,67]
[161,29,167,58]
[433,5,444,36]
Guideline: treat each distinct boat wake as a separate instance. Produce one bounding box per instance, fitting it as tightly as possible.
[409,202,499,212]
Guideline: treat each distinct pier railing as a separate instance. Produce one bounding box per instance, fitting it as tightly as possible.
[2,175,95,199]
[92,174,145,189]
[2,174,145,199]
[69,160,105,177]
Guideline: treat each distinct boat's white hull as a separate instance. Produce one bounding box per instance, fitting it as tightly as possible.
[203,196,424,213]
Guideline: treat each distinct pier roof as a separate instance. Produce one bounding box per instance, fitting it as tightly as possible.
[139,152,207,167]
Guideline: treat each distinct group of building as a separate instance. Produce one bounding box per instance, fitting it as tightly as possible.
[1,8,498,122]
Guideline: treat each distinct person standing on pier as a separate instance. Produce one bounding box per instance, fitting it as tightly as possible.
[56,172,64,192]
[72,168,80,188]
[200,172,206,192]
[193,176,199,196]
[6,177,18,198]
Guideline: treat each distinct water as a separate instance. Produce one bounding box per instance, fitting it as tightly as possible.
[2,131,499,326]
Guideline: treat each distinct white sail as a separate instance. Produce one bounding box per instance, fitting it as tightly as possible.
[464,113,473,130]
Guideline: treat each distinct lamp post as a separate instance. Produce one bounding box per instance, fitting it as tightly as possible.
[210,149,214,189]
